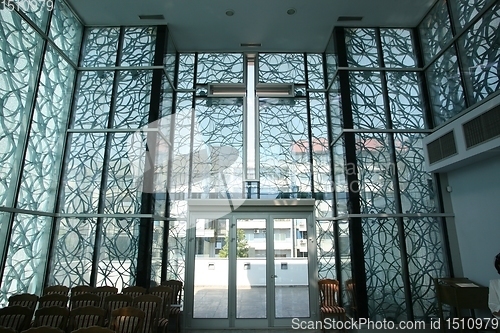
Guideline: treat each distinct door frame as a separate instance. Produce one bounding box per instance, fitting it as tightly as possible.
[184,199,319,329]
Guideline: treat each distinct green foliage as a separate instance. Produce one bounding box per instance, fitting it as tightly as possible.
[219,229,249,258]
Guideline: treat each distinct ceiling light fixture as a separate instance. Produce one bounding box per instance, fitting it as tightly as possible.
[225,9,235,16]
[287,8,296,15]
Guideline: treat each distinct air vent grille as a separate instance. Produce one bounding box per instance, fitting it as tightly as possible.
[139,15,165,20]
[337,16,363,21]
[463,105,500,149]
[427,131,457,164]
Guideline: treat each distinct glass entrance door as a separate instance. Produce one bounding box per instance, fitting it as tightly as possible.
[187,210,315,329]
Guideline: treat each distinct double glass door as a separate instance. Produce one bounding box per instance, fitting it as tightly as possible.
[185,210,316,329]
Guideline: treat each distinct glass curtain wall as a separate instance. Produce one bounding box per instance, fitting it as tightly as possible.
[327,27,448,322]
[0,1,82,305]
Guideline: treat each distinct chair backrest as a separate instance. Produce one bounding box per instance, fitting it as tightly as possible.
[70,326,115,333]
[68,306,106,332]
[109,307,145,333]
[103,294,133,325]
[33,306,70,331]
[121,287,145,299]
[70,293,101,310]
[8,293,39,313]
[318,278,340,307]
[94,286,118,307]
[38,294,69,309]
[20,327,64,333]
[161,280,183,305]
[0,327,16,333]
[0,305,33,332]
[148,286,173,318]
[70,286,96,298]
[43,286,69,297]
[132,295,162,333]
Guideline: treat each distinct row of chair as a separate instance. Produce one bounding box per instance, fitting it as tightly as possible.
[0,326,115,333]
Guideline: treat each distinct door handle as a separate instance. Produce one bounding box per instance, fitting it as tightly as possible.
[271,275,278,278]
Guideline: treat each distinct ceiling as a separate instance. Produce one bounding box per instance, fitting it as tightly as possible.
[67,0,437,53]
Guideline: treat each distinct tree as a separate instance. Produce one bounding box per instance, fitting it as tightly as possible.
[219,229,249,258]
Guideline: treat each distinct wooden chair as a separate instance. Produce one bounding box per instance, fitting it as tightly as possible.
[70,294,100,310]
[148,286,173,318]
[33,306,70,331]
[120,287,145,299]
[70,287,96,298]
[102,295,133,327]
[68,306,106,332]
[109,307,144,333]
[21,326,65,333]
[38,294,69,309]
[43,286,69,297]
[94,287,118,307]
[70,327,115,333]
[161,280,183,333]
[318,279,346,333]
[0,305,33,332]
[20,327,64,333]
[132,295,162,333]
[8,293,39,314]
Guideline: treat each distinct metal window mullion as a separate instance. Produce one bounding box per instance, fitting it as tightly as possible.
[335,27,368,318]
[0,10,53,286]
[187,53,198,198]
[304,53,316,196]
[89,26,125,286]
[376,28,414,322]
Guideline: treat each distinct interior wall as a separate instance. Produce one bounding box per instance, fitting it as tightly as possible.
[446,154,500,286]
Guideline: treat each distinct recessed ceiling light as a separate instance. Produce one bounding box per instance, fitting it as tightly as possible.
[226,9,235,16]
[287,8,296,15]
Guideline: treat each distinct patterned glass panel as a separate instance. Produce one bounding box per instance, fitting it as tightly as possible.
[259,99,310,197]
[449,0,495,30]
[165,34,177,85]
[329,78,342,137]
[17,45,75,212]
[258,53,306,84]
[0,11,44,207]
[0,214,51,305]
[395,134,437,214]
[196,53,244,84]
[333,137,348,216]
[177,54,195,90]
[363,217,407,321]
[345,28,378,67]
[96,218,139,290]
[166,219,186,280]
[385,72,425,129]
[113,70,153,129]
[405,217,447,320]
[121,27,156,66]
[60,133,106,214]
[350,71,386,129]
[316,220,336,279]
[426,47,466,126]
[419,0,453,65]
[105,133,145,214]
[309,93,331,199]
[169,93,193,201]
[325,34,337,86]
[380,29,417,68]
[51,218,95,286]
[193,100,243,198]
[356,133,396,214]
[72,71,114,129]
[307,54,325,89]
[458,3,500,104]
[80,28,120,67]
[7,1,51,32]
[49,0,83,63]
[315,200,333,219]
